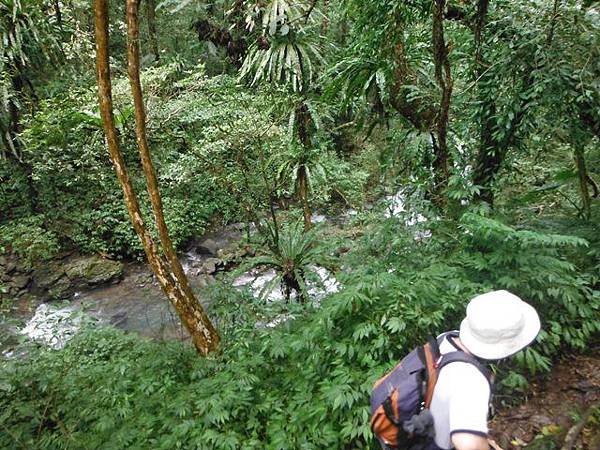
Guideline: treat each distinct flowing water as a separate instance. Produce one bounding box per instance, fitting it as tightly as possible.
[2,194,424,355]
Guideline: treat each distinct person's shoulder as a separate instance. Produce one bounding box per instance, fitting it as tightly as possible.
[440,361,491,392]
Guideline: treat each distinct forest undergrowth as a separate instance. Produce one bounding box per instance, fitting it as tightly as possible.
[1,0,599,448]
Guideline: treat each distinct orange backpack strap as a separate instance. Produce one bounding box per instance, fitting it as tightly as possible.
[423,336,441,409]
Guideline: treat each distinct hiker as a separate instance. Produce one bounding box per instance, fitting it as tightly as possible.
[371,290,541,450]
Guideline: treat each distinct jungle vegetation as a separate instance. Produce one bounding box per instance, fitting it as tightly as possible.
[0,0,599,448]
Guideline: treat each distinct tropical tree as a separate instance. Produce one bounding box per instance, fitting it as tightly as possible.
[145,0,159,61]
[239,0,326,229]
[470,0,599,208]
[0,0,59,211]
[94,0,219,355]
[327,0,453,207]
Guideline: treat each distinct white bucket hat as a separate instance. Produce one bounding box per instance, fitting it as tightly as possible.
[460,290,541,360]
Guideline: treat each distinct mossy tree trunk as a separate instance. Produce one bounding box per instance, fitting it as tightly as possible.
[94,0,219,356]
[145,0,159,62]
[297,165,312,231]
[296,103,312,231]
[431,0,453,208]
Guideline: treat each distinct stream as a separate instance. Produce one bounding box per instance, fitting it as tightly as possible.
[1,190,425,355]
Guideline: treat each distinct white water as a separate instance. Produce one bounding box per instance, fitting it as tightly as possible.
[20,303,91,350]
[6,197,433,351]
[233,265,339,303]
[383,189,432,240]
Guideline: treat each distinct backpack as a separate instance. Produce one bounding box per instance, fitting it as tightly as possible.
[369,334,492,449]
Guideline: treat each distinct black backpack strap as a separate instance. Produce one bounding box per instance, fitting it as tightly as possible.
[438,351,493,388]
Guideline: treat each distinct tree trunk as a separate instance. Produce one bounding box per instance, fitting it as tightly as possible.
[296,104,312,230]
[94,0,219,356]
[471,0,497,205]
[145,0,159,61]
[431,0,453,207]
[389,31,436,132]
[297,165,312,230]
[320,0,329,35]
[472,103,499,205]
[389,11,453,206]
[574,147,591,220]
[54,0,63,29]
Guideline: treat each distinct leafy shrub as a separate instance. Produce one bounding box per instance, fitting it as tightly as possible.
[0,215,59,267]
[1,213,598,449]
[457,213,600,372]
[15,69,270,257]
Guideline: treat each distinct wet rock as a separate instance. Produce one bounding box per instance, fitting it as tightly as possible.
[110,311,128,326]
[199,258,219,275]
[12,274,31,290]
[47,276,72,300]
[196,238,219,255]
[5,260,17,274]
[32,263,65,290]
[30,255,123,300]
[64,256,123,285]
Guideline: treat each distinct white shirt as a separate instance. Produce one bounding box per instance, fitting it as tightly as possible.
[429,332,491,449]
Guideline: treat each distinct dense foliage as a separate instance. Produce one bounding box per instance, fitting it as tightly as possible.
[2,212,599,448]
[1,0,599,448]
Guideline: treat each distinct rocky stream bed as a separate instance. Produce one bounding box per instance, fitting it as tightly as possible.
[0,216,343,355]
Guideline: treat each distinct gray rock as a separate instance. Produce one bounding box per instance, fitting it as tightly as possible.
[110,311,128,326]
[5,260,17,274]
[32,264,65,289]
[64,256,123,286]
[31,255,123,300]
[47,276,72,300]
[199,258,219,275]
[12,274,31,289]
[196,239,219,255]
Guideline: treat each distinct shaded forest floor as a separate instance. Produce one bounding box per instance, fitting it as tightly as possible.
[491,350,600,450]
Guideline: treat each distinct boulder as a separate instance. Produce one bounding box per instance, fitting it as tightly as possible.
[199,258,220,275]
[196,238,219,256]
[12,274,31,290]
[31,254,123,300]
[64,256,123,286]
[5,260,17,274]
[32,263,65,290]
[47,276,73,300]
